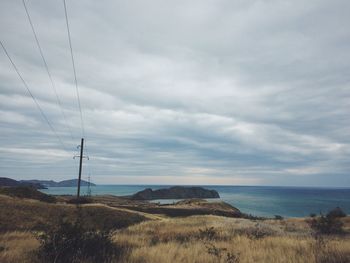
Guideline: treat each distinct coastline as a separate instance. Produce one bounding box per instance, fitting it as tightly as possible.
[40,185,350,218]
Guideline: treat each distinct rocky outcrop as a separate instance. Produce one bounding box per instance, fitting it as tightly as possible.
[131,186,220,200]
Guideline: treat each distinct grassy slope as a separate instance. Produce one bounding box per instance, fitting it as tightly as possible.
[91,196,242,218]
[0,194,147,232]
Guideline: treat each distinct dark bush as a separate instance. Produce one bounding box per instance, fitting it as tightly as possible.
[240,213,266,220]
[199,227,217,240]
[308,213,344,235]
[206,243,226,258]
[67,196,93,204]
[36,216,121,263]
[310,213,317,218]
[205,243,240,263]
[235,224,275,239]
[327,207,346,218]
[274,215,284,220]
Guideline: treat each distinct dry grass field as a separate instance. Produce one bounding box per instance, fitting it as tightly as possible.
[113,216,350,263]
[0,193,349,263]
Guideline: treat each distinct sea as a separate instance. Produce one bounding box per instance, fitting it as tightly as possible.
[41,185,350,218]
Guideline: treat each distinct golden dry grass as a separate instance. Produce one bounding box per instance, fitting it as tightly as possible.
[113,216,350,263]
[0,231,39,263]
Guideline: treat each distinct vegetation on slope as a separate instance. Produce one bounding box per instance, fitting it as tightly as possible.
[93,197,243,218]
[0,194,146,232]
[0,186,56,203]
[113,215,350,263]
[0,193,349,263]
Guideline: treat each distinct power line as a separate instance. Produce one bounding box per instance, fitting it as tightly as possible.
[62,0,92,190]
[0,40,68,151]
[63,0,85,138]
[22,0,75,141]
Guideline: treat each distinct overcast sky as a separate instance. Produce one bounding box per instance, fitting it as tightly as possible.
[0,0,349,186]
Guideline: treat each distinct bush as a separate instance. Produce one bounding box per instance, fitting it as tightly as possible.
[67,197,93,204]
[36,216,121,263]
[235,224,275,239]
[199,227,217,240]
[274,215,284,220]
[308,213,344,235]
[205,243,240,263]
[327,207,346,218]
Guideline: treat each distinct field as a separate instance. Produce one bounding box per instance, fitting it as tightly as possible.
[113,216,350,263]
[1,192,350,263]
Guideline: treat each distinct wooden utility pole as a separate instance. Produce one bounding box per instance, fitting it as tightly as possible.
[77,137,84,198]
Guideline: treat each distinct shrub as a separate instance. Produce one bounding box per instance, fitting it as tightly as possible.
[226,252,240,263]
[199,227,217,240]
[310,213,317,218]
[206,243,226,258]
[241,213,266,220]
[308,213,344,235]
[205,243,240,263]
[67,197,93,204]
[274,215,284,220]
[327,207,346,218]
[235,224,275,239]
[36,216,121,263]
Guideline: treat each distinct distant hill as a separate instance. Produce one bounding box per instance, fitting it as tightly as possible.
[0,177,46,189]
[21,179,96,187]
[131,186,220,200]
[0,177,95,188]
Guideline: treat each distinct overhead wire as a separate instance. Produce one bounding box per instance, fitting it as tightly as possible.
[22,0,75,142]
[62,0,93,184]
[0,40,68,151]
[62,0,85,138]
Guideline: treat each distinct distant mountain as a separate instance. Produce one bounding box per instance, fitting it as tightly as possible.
[21,178,96,187]
[19,179,56,187]
[0,177,46,189]
[0,177,95,188]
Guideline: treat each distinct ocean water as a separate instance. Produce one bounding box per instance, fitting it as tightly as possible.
[41,185,350,218]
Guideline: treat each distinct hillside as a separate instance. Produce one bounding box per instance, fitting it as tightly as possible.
[0,177,46,189]
[0,194,146,232]
[21,178,96,187]
[0,186,56,203]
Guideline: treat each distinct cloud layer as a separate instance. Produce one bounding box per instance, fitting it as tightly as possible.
[0,0,349,186]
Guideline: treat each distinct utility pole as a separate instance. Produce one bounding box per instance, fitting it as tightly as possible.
[87,174,91,196]
[77,138,84,198]
[73,138,89,198]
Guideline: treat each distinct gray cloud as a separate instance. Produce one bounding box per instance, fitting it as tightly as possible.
[0,0,349,186]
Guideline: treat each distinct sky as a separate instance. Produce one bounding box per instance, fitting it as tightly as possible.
[0,0,349,186]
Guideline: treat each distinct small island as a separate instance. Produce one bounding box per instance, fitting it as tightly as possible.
[130,186,220,200]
